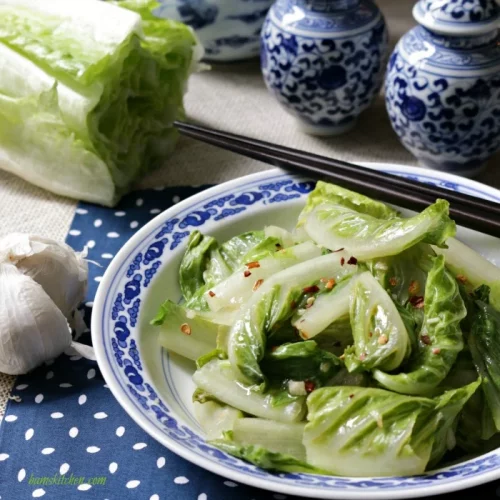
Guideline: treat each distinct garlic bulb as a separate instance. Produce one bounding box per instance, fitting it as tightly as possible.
[0,233,88,318]
[0,263,72,375]
[0,233,92,375]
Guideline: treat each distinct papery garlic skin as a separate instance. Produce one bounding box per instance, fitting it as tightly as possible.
[0,263,72,375]
[0,233,88,318]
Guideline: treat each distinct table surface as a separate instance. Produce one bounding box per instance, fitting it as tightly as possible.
[0,0,499,415]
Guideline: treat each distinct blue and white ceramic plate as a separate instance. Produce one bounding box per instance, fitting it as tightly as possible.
[92,164,500,499]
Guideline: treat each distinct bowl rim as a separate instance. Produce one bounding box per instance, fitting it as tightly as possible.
[92,163,500,500]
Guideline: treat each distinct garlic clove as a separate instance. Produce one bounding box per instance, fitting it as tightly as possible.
[0,233,88,319]
[0,263,72,375]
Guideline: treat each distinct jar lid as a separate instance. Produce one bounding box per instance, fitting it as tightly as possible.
[413,0,500,35]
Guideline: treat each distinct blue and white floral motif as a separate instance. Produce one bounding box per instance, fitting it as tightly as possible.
[385,25,500,175]
[154,0,274,61]
[98,171,500,496]
[418,0,498,25]
[261,0,388,135]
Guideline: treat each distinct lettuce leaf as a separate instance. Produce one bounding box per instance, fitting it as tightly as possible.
[303,199,455,261]
[0,0,199,205]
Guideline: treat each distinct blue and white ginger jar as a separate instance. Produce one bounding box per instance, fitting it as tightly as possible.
[154,0,274,61]
[385,0,500,176]
[260,0,389,136]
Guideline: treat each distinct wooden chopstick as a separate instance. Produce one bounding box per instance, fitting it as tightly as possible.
[174,121,500,238]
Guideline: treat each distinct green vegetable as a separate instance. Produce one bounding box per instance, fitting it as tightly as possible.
[469,300,500,432]
[151,300,226,361]
[192,360,306,423]
[303,199,455,260]
[0,0,199,205]
[210,438,325,474]
[373,256,466,395]
[303,384,476,476]
[227,251,358,387]
[292,277,356,340]
[344,272,411,373]
[261,341,341,385]
[298,180,399,226]
[206,241,322,313]
[232,419,307,460]
[434,238,500,311]
[193,400,243,440]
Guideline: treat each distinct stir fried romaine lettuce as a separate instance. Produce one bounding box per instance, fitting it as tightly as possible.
[344,272,411,373]
[153,180,500,478]
[373,256,466,395]
[0,0,199,205]
[303,200,455,261]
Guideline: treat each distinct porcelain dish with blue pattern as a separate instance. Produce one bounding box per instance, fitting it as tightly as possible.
[92,164,500,499]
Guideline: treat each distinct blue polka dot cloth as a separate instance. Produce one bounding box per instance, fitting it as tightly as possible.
[0,186,498,500]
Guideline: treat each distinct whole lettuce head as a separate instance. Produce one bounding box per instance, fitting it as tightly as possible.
[0,0,201,206]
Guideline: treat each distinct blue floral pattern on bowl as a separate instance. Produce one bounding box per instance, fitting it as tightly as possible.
[93,168,500,498]
[385,21,500,177]
[260,0,388,136]
[154,0,273,61]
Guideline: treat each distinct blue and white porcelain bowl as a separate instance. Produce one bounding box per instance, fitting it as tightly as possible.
[385,0,500,177]
[260,0,388,136]
[92,164,500,499]
[153,0,273,61]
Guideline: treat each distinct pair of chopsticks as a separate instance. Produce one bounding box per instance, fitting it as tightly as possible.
[174,120,500,238]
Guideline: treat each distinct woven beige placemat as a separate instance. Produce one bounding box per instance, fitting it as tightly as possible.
[1,0,498,416]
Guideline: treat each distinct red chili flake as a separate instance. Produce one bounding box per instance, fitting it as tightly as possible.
[244,270,252,278]
[347,256,358,265]
[208,291,216,297]
[303,285,319,294]
[349,394,355,399]
[301,331,309,340]
[305,381,316,393]
[408,280,420,295]
[340,257,346,266]
[359,352,367,361]
[409,296,425,309]
[253,279,264,291]
[456,274,468,284]
[432,348,441,355]
[325,278,336,290]
[246,261,261,269]
[421,335,432,345]
[334,248,345,253]
[291,300,297,309]
[389,277,397,287]
[180,323,192,336]
[368,332,373,338]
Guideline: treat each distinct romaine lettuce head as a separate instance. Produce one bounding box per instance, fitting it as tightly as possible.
[0,0,199,205]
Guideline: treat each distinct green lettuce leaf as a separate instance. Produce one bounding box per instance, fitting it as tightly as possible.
[344,271,411,373]
[192,360,306,423]
[303,383,477,476]
[373,256,466,395]
[193,400,243,440]
[151,300,226,361]
[210,438,325,474]
[260,340,341,385]
[298,180,399,226]
[434,238,500,311]
[469,300,500,432]
[0,0,198,205]
[303,199,455,261]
